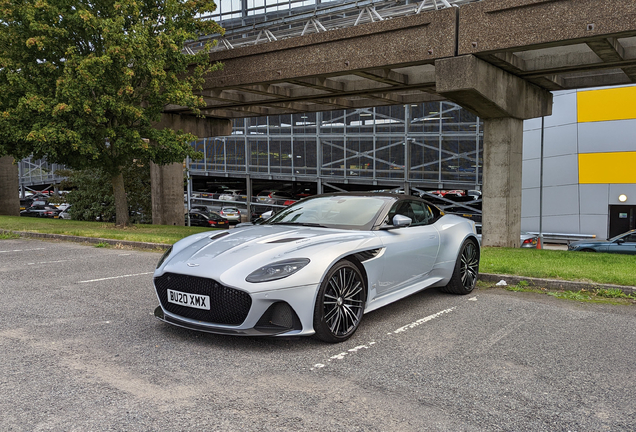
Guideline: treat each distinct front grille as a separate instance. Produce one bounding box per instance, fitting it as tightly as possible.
[154,273,251,325]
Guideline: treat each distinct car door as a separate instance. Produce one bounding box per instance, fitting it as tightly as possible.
[607,233,636,254]
[375,200,440,296]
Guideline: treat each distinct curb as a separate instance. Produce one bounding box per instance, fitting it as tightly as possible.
[1,229,170,251]
[479,272,636,296]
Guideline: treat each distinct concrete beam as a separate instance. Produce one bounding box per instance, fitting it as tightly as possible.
[154,113,232,137]
[0,156,19,216]
[202,8,456,89]
[435,55,553,120]
[459,0,636,55]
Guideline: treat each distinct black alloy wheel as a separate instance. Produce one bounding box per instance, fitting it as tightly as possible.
[313,260,366,343]
[441,239,480,295]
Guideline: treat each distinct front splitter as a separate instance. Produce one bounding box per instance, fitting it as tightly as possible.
[153,306,292,336]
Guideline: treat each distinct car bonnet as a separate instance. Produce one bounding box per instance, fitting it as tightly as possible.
[159,225,378,286]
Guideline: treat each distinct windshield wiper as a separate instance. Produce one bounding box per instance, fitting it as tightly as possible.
[272,221,327,228]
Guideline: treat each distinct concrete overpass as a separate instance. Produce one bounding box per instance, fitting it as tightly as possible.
[161,0,636,247]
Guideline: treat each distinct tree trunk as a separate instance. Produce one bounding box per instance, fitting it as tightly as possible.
[112,171,130,226]
[0,156,20,216]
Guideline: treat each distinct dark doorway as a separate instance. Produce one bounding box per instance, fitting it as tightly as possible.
[609,205,636,238]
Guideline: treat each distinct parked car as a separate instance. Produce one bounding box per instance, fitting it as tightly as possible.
[568,229,636,254]
[474,224,538,248]
[219,207,241,224]
[218,189,247,201]
[20,205,61,218]
[56,205,72,220]
[153,192,480,343]
[190,205,214,215]
[188,211,229,229]
[256,190,297,205]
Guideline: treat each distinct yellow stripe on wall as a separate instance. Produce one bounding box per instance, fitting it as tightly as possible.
[577,86,636,123]
[579,152,636,184]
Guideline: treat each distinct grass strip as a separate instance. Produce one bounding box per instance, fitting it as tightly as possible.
[480,247,636,287]
[0,215,214,245]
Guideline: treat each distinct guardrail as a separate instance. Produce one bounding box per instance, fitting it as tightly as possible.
[527,232,597,245]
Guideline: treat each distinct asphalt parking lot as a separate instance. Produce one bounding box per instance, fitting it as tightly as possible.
[2,239,635,431]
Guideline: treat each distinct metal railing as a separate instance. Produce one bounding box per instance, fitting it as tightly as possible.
[187,0,479,53]
[527,232,597,244]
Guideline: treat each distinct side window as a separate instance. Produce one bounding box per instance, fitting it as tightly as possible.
[410,202,434,226]
[624,234,636,242]
[385,200,434,226]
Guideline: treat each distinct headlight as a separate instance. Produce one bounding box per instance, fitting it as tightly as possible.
[157,246,173,269]
[246,258,310,283]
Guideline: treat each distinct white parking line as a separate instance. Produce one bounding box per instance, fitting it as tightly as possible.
[0,248,46,253]
[27,259,71,265]
[310,307,457,371]
[77,272,154,284]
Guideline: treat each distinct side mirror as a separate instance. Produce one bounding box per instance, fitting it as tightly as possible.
[380,214,412,230]
[392,214,412,227]
[261,210,274,220]
[615,238,625,244]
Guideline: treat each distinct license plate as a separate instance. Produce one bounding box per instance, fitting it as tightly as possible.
[54,216,59,219]
[167,289,210,310]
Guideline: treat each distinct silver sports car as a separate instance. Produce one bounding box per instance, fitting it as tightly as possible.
[153,193,480,343]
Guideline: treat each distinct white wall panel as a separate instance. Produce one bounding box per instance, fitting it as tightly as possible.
[543,185,579,216]
[578,119,636,153]
[579,184,609,215]
[579,214,609,239]
[522,159,541,189]
[544,124,578,158]
[543,155,579,187]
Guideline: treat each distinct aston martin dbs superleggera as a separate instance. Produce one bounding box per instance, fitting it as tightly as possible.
[153,193,480,343]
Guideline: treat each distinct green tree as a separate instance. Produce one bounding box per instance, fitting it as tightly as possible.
[55,161,152,223]
[0,0,221,225]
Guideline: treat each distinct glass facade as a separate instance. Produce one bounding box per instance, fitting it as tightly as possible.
[190,101,483,189]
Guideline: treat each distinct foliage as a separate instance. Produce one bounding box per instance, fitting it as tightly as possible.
[0,0,222,223]
[55,163,152,222]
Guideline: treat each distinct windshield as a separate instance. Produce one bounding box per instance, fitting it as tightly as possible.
[265,195,391,230]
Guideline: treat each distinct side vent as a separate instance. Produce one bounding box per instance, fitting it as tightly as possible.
[355,248,382,262]
[210,232,230,241]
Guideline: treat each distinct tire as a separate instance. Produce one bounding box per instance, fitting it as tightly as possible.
[580,248,595,252]
[440,239,480,295]
[313,260,367,343]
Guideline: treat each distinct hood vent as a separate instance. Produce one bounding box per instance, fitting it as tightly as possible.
[210,232,230,241]
[266,237,305,244]
[355,248,382,262]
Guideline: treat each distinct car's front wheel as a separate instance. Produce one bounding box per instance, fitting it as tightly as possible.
[440,238,480,295]
[313,260,366,343]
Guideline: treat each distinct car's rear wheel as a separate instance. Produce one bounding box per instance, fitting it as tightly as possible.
[440,239,480,295]
[313,260,366,343]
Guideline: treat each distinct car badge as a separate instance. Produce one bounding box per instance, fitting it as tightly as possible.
[187,263,199,267]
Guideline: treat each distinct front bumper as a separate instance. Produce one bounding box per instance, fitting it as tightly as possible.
[153,283,319,337]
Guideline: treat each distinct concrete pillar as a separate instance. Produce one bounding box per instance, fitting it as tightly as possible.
[436,55,552,247]
[482,118,523,247]
[0,156,20,216]
[151,114,232,225]
[150,161,185,226]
